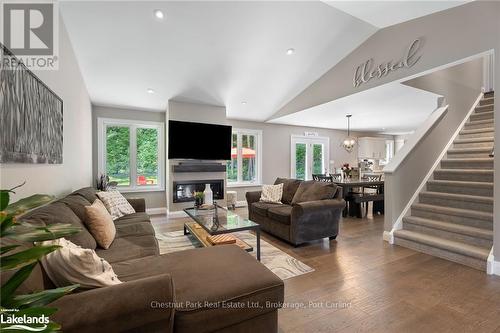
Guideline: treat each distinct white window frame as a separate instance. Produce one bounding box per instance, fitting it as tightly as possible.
[227,128,262,187]
[290,135,330,180]
[97,117,165,192]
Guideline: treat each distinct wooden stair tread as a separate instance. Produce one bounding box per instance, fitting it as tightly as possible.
[394,230,490,260]
[412,203,493,221]
[403,216,493,240]
[420,191,493,203]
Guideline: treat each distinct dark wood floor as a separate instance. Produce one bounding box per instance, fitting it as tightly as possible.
[152,207,500,332]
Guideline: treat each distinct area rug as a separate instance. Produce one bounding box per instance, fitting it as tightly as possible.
[155,229,314,280]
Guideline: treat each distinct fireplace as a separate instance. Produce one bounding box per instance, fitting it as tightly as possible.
[172,179,224,203]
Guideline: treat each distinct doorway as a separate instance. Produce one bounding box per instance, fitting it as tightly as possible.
[291,135,330,180]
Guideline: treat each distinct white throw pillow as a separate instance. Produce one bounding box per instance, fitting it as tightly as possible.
[260,183,284,204]
[40,238,122,289]
[96,190,135,220]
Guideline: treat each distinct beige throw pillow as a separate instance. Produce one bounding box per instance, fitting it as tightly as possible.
[96,190,135,220]
[39,238,122,289]
[260,183,283,204]
[85,199,116,249]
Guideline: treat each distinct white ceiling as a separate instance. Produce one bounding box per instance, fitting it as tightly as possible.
[60,1,469,131]
[60,1,376,120]
[269,82,441,134]
[325,1,470,28]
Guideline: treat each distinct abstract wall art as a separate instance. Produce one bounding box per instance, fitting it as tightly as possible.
[0,43,63,164]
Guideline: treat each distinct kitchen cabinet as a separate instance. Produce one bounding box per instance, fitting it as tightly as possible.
[358,137,389,160]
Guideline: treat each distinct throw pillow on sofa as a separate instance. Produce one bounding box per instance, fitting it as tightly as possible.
[84,199,116,249]
[260,183,283,204]
[96,190,135,220]
[291,181,338,205]
[39,238,122,289]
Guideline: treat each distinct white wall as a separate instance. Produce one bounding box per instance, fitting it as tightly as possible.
[226,119,362,201]
[0,16,92,202]
[92,105,166,209]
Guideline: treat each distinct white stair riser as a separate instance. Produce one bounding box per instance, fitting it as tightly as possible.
[403,222,493,248]
[447,152,491,159]
[478,98,494,106]
[411,207,492,229]
[459,131,494,139]
[476,104,494,112]
[441,160,493,169]
[463,121,494,130]
[419,194,493,213]
[453,141,493,149]
[470,112,494,121]
[393,237,486,271]
[426,183,493,197]
[433,171,493,182]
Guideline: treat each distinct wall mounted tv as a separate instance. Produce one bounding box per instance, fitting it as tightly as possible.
[168,120,232,160]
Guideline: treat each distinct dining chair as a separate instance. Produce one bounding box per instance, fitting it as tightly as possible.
[316,175,333,182]
[329,173,342,181]
[312,174,325,181]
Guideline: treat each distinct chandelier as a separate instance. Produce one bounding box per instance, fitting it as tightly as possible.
[342,115,356,153]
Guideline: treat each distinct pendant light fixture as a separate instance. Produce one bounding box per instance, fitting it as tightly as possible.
[342,114,356,153]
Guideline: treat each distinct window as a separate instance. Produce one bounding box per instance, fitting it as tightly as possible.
[226,128,262,186]
[290,135,329,180]
[98,118,164,192]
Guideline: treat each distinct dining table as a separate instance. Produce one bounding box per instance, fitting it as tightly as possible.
[332,177,385,217]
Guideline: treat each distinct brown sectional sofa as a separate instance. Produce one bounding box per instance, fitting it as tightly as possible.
[246,178,345,246]
[6,187,284,332]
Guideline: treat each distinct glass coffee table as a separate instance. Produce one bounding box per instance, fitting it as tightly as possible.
[183,204,261,261]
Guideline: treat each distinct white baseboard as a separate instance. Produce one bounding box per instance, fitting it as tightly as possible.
[146,207,167,215]
[167,210,188,219]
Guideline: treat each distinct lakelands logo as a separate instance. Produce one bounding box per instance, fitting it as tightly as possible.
[0,0,59,70]
[0,311,49,331]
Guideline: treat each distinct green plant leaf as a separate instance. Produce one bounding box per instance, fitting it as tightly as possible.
[0,263,36,306]
[11,285,79,309]
[0,190,9,211]
[9,223,81,242]
[1,245,60,271]
[0,244,19,254]
[4,194,54,216]
[0,215,16,236]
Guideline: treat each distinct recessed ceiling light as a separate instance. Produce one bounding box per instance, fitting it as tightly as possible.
[241,101,247,105]
[147,88,155,94]
[286,48,295,55]
[153,9,164,20]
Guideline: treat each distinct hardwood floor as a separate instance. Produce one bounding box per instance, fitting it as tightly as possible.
[151,207,500,332]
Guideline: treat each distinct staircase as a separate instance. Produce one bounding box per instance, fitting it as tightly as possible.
[394,91,494,271]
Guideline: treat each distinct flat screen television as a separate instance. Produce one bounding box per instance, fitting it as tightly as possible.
[168,120,232,160]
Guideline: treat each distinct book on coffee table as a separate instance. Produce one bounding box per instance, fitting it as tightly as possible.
[206,234,237,245]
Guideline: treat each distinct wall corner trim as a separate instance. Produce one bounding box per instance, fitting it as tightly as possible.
[383,231,394,244]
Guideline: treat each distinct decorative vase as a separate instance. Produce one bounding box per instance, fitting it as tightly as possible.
[203,184,213,205]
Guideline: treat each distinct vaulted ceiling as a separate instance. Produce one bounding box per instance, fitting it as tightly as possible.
[61,1,470,130]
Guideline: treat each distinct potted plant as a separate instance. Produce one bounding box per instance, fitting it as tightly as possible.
[0,183,81,332]
[194,191,204,208]
[341,163,353,179]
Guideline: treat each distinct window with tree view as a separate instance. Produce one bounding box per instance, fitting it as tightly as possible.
[99,118,164,191]
[227,129,261,185]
